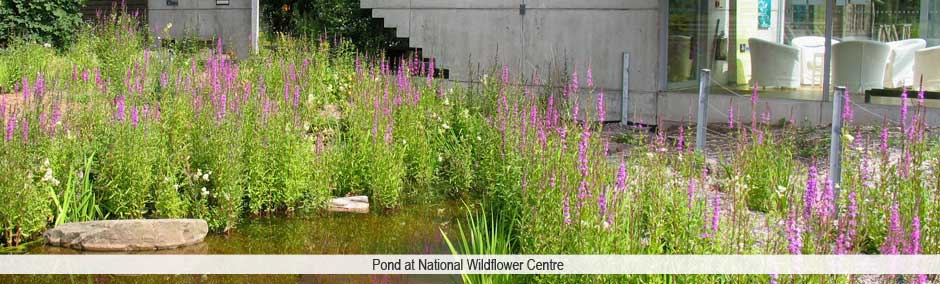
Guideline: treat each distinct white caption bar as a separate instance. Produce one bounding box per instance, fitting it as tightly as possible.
[1,255,939,274]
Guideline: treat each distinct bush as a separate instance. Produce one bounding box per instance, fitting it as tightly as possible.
[0,0,85,48]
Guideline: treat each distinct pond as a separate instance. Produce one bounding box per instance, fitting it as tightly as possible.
[4,202,464,284]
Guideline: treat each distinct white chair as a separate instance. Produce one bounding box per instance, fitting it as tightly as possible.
[668,35,693,82]
[792,36,839,85]
[914,46,940,91]
[884,39,927,88]
[748,38,801,88]
[832,40,891,94]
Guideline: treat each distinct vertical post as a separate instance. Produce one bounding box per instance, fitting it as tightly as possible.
[621,52,631,126]
[830,86,845,205]
[251,0,259,54]
[822,0,834,102]
[696,69,711,153]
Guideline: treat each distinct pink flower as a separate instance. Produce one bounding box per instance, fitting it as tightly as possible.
[804,162,818,219]
[786,209,802,254]
[563,195,571,226]
[596,92,606,122]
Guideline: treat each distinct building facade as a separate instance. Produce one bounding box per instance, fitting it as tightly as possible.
[363,0,940,125]
[147,0,258,58]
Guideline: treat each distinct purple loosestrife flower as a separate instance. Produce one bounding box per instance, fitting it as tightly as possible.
[283,83,290,102]
[5,116,15,142]
[901,88,909,132]
[22,78,30,101]
[115,96,126,122]
[293,85,301,108]
[597,92,606,122]
[687,177,695,209]
[786,210,802,254]
[586,66,594,89]
[770,274,778,284]
[20,119,28,143]
[0,97,6,118]
[502,65,509,84]
[384,122,394,144]
[616,161,627,193]
[906,216,921,255]
[804,162,819,219]
[35,74,44,99]
[131,107,140,127]
[710,193,720,234]
[82,69,90,81]
[597,189,608,224]
[843,91,854,123]
[728,102,735,129]
[836,188,858,254]
[160,72,168,87]
[881,203,902,255]
[577,180,588,210]
[917,88,925,106]
[427,58,435,87]
[578,130,591,177]
[563,195,572,226]
[818,177,834,219]
[570,71,579,96]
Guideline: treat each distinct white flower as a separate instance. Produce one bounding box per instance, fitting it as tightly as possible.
[43,43,52,48]
[200,187,209,197]
[441,123,451,130]
[202,173,210,181]
[173,184,180,190]
[476,136,482,141]
[438,155,443,162]
[443,97,450,106]
[402,139,407,145]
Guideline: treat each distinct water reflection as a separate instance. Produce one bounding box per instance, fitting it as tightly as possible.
[10,202,463,284]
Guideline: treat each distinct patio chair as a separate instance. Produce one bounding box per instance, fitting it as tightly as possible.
[884,39,927,88]
[832,40,891,94]
[792,36,839,85]
[914,46,940,91]
[748,38,801,88]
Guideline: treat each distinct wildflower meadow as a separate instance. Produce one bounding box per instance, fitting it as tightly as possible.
[0,7,937,284]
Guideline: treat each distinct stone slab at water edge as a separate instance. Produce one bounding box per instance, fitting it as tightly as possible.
[328,196,369,213]
[43,219,209,252]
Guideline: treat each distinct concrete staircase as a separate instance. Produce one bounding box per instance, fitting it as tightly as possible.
[361,1,448,78]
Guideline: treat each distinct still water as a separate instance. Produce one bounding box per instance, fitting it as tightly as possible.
[5,202,464,284]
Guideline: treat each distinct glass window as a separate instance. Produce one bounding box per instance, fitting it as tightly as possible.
[666,0,940,102]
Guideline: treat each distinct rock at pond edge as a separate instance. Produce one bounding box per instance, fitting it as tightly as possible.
[328,196,369,213]
[43,219,208,252]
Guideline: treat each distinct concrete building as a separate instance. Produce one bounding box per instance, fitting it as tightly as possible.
[147,0,259,58]
[362,0,940,126]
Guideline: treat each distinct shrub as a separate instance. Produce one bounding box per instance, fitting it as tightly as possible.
[0,0,85,48]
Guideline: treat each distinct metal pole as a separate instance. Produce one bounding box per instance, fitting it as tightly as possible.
[621,52,631,126]
[822,0,834,102]
[830,86,846,203]
[251,0,260,54]
[696,69,711,153]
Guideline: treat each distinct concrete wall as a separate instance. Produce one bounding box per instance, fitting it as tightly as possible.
[148,0,256,58]
[363,0,663,123]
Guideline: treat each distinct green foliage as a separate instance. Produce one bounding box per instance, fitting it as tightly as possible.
[48,153,104,226]
[0,0,85,48]
[738,133,795,213]
[442,203,515,284]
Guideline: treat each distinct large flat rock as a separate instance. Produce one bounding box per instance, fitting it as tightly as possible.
[328,196,369,213]
[44,219,208,252]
